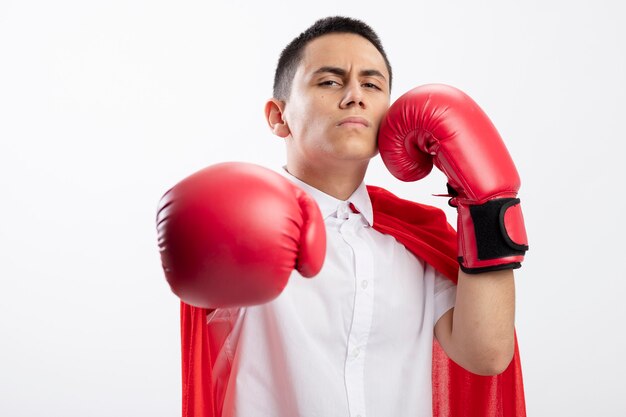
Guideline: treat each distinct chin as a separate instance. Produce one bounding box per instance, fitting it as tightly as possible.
[335,147,377,162]
[334,137,377,159]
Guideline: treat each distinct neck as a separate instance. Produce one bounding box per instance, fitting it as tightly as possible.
[286,159,369,201]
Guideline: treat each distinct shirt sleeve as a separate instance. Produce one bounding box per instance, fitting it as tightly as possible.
[431,265,457,325]
[206,307,244,367]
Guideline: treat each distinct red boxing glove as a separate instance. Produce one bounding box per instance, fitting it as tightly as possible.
[156,162,326,308]
[378,84,528,273]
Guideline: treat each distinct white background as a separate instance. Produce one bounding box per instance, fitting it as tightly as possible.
[1,0,624,416]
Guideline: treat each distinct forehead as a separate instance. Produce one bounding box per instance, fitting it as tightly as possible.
[297,33,389,79]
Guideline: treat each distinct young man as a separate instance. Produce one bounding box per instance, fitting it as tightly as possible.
[158,16,527,417]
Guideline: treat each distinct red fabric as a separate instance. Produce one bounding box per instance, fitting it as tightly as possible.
[179,185,526,417]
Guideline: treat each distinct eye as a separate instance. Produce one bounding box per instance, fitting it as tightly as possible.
[362,82,382,90]
[319,80,342,87]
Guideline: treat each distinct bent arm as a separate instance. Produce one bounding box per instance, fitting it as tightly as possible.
[434,269,515,376]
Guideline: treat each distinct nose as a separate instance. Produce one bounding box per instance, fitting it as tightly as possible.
[339,80,365,109]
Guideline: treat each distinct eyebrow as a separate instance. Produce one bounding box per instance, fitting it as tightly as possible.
[313,66,387,81]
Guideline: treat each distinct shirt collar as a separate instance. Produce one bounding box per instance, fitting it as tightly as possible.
[278,166,373,226]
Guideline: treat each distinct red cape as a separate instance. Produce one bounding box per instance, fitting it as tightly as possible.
[179,185,526,416]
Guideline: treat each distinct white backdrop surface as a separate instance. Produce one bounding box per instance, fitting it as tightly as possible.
[1,0,625,416]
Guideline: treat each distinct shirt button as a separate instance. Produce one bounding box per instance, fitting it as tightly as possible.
[361,280,368,289]
[353,347,360,358]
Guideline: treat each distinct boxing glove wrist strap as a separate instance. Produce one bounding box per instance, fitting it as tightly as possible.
[457,198,529,274]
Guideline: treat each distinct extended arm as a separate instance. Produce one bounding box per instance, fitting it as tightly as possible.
[156,162,326,309]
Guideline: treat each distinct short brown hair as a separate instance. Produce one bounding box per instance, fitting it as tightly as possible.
[272,16,393,100]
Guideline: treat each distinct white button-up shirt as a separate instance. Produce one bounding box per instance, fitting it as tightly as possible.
[210,169,457,417]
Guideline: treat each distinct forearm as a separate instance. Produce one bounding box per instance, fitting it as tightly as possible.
[443,269,516,375]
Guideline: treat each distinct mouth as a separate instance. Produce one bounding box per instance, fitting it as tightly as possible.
[337,117,370,128]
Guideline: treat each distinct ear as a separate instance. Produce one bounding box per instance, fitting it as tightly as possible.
[264,98,290,138]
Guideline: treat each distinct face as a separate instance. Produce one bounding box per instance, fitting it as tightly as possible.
[269,33,391,169]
